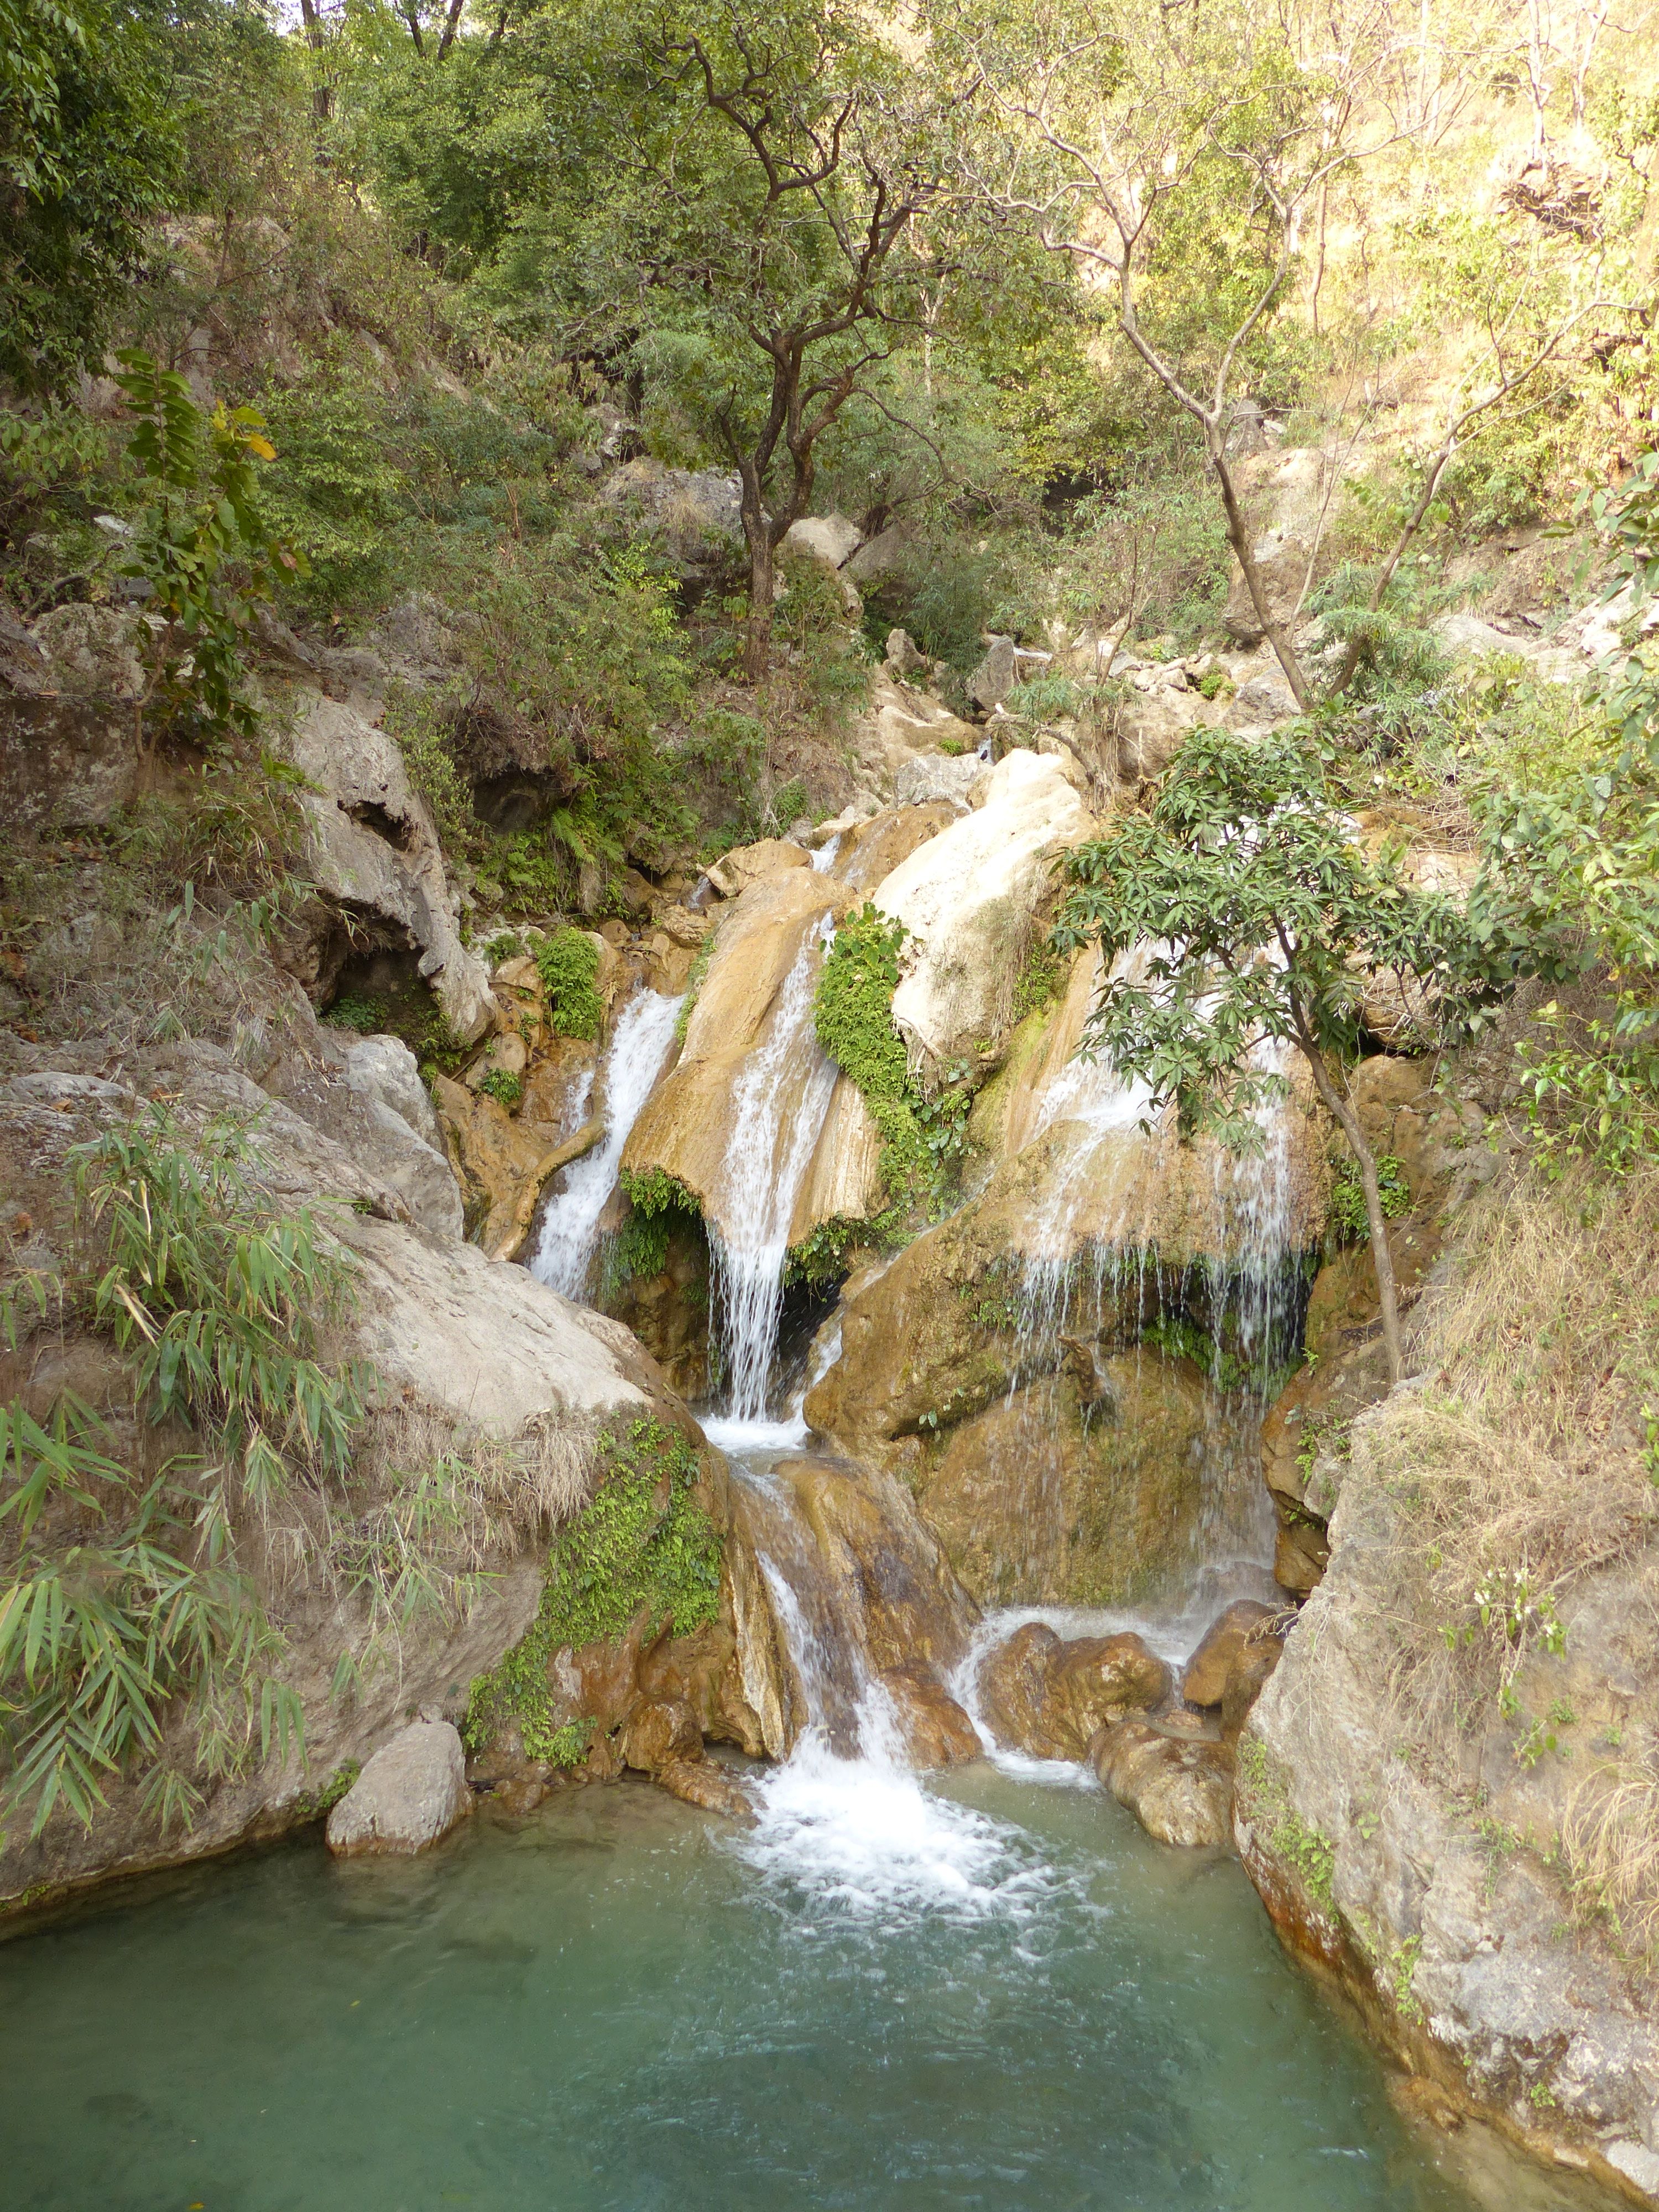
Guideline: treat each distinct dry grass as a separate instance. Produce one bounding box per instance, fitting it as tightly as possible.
[1364,1154,1659,1724]
[1560,1750,1659,1963]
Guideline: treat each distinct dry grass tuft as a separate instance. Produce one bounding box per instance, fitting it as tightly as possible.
[1361,1156,1659,1733]
[1559,1747,1659,1963]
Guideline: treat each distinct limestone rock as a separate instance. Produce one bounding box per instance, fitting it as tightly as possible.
[434,1073,602,1260]
[967,635,1018,711]
[1093,1720,1234,1848]
[883,625,928,676]
[846,523,918,587]
[340,1033,461,1238]
[876,1662,982,1770]
[891,753,985,810]
[344,1033,441,1150]
[601,458,742,568]
[845,670,982,794]
[31,604,145,700]
[704,837,811,901]
[326,1720,471,1856]
[976,1623,1168,1760]
[872,749,1095,1068]
[622,1697,704,1773]
[0,696,144,830]
[1219,1634,1282,1746]
[281,691,494,1043]
[783,513,862,570]
[656,1758,755,1823]
[1182,1599,1277,1708]
[826,800,957,895]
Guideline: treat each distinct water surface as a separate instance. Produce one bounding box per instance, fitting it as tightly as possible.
[0,1760,1591,2212]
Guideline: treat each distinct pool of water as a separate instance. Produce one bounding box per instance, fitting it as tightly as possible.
[0,1757,1603,2212]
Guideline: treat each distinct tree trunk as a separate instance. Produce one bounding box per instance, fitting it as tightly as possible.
[1209,437,1313,711]
[1299,1045,1405,1384]
[298,0,332,126]
[745,533,775,684]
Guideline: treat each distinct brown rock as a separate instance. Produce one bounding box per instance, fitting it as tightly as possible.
[1274,1519,1331,1596]
[977,1621,1061,1754]
[659,905,710,950]
[976,1624,1167,1759]
[1220,1635,1283,1746]
[1092,1720,1234,1848]
[705,837,810,900]
[1044,1635,1171,1757]
[1182,1599,1277,1708]
[621,1697,703,1774]
[876,1662,982,1770]
[656,1757,755,1824]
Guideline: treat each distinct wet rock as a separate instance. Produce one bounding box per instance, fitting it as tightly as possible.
[1092,1720,1234,1848]
[433,1073,602,1259]
[1182,1599,1277,1708]
[977,1623,1167,1760]
[877,1662,982,1770]
[621,1697,703,1774]
[326,1721,472,1856]
[656,1758,755,1824]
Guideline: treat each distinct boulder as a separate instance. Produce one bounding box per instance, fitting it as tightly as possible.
[601,458,743,568]
[977,1623,1168,1760]
[326,1720,471,1856]
[705,837,811,901]
[0,696,144,830]
[967,635,1018,711]
[1220,1634,1282,1746]
[281,691,494,1043]
[1092,1720,1234,1848]
[656,1758,755,1823]
[30,604,146,700]
[1181,1599,1278,1708]
[875,1662,982,1770]
[872,749,1095,1068]
[343,1033,442,1150]
[339,1033,461,1238]
[846,524,919,588]
[622,1697,704,1773]
[844,671,982,795]
[783,513,862,570]
[434,1074,603,1260]
[883,626,928,676]
[892,753,984,811]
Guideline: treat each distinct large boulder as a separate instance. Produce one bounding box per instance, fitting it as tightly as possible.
[875,1662,982,1770]
[1181,1599,1279,1708]
[339,1033,462,1238]
[280,691,494,1042]
[1093,1720,1234,1848]
[976,1622,1168,1759]
[870,748,1096,1069]
[326,1720,471,1856]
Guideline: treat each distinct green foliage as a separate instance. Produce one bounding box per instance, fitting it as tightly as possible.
[324,995,384,1035]
[110,348,299,739]
[1011,938,1065,1025]
[815,904,911,1104]
[1330,1152,1411,1241]
[533,926,603,1041]
[1,1113,367,1838]
[461,1418,720,1759]
[477,1068,522,1108]
[0,0,181,392]
[784,1215,860,1289]
[1055,728,1496,1150]
[618,1166,700,1220]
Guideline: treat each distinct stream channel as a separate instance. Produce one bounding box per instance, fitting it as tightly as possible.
[0,977,1614,2212]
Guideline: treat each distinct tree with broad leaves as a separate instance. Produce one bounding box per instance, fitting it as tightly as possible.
[1052,728,1494,1383]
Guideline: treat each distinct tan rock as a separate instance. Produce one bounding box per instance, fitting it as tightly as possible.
[660,905,711,949]
[656,1757,755,1823]
[326,1720,472,1857]
[1182,1599,1277,1708]
[792,1074,886,1240]
[1092,1719,1234,1847]
[829,800,957,896]
[977,1623,1167,1759]
[875,1662,982,1770]
[433,1073,602,1259]
[1220,1635,1282,1746]
[622,1697,703,1773]
[705,837,811,900]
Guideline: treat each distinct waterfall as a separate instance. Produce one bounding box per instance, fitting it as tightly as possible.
[705,932,839,1427]
[529,987,685,1299]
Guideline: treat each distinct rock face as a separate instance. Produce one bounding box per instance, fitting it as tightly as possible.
[975,1622,1169,1759]
[1239,1401,1659,2198]
[326,1721,472,1856]
[875,1663,982,1769]
[871,749,1095,1069]
[1181,1599,1278,1708]
[1093,1721,1234,1848]
[280,690,494,1042]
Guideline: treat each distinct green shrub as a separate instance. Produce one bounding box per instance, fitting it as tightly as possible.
[324,995,385,1034]
[461,1418,721,1760]
[1329,1152,1412,1241]
[477,1067,522,1108]
[815,904,910,1104]
[534,927,603,1041]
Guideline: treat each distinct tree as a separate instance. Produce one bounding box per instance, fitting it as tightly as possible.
[619,3,952,679]
[940,0,1395,709]
[1052,728,1490,1382]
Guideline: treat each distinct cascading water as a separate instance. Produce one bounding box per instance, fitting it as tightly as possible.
[529,986,684,1298]
[703,930,839,1429]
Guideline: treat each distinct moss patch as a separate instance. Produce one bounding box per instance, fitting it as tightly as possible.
[461,1418,722,1760]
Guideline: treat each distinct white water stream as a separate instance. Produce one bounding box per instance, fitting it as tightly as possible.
[705,931,839,1424]
[529,986,684,1298]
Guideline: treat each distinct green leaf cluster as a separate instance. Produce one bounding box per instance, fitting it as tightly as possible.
[1329,1153,1411,1242]
[533,927,603,1040]
[461,1417,720,1761]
